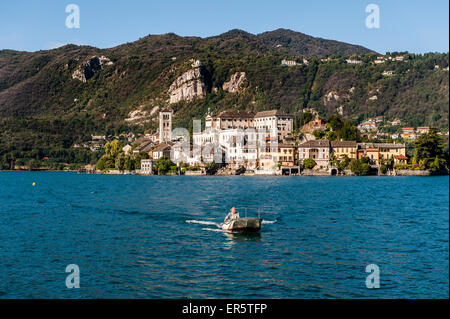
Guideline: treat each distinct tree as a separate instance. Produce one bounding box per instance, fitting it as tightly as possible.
[414,128,446,169]
[115,153,127,171]
[154,156,176,175]
[134,151,149,169]
[105,140,121,158]
[326,114,358,141]
[96,155,115,170]
[125,157,135,171]
[336,155,351,172]
[313,130,326,139]
[349,159,370,176]
[300,112,313,127]
[205,162,218,175]
[303,158,316,170]
[293,115,299,133]
[429,156,446,171]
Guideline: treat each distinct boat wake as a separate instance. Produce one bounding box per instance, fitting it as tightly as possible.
[201,227,226,232]
[185,220,221,227]
[186,218,276,233]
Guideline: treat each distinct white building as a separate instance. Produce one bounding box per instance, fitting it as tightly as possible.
[122,144,132,154]
[298,140,331,168]
[140,159,154,175]
[357,122,377,132]
[346,59,362,64]
[193,109,292,169]
[253,110,293,141]
[281,59,297,67]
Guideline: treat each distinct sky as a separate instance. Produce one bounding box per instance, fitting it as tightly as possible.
[0,0,448,54]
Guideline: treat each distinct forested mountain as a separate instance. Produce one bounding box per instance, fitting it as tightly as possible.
[0,29,448,168]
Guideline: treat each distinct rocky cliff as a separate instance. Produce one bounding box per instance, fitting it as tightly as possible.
[72,55,113,82]
[222,72,246,93]
[168,61,206,104]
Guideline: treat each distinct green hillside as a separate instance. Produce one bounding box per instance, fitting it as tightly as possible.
[0,29,448,169]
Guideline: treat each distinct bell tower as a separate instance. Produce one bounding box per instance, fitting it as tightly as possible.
[159,109,173,143]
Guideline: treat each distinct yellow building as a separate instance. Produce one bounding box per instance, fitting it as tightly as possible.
[357,143,407,166]
[258,141,279,172]
[277,143,296,167]
[331,141,357,159]
[377,143,407,162]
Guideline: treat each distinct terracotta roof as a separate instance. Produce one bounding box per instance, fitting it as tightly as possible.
[140,143,154,152]
[254,110,293,118]
[299,140,330,148]
[152,143,172,152]
[331,141,357,148]
[278,143,296,148]
[394,155,408,160]
[374,143,406,148]
[135,140,153,151]
[213,110,255,119]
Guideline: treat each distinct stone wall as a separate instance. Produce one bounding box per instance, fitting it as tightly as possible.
[393,169,448,176]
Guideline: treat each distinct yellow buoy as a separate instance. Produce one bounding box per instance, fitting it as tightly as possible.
[32,182,36,186]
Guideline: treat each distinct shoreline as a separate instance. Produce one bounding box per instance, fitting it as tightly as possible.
[1,169,448,177]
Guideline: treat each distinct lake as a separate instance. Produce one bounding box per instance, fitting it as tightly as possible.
[0,172,448,298]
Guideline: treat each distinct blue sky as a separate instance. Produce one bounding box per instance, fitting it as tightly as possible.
[0,0,448,53]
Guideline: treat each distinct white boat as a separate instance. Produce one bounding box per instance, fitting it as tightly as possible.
[221,217,262,232]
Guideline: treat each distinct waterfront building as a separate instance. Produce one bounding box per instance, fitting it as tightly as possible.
[258,140,279,173]
[298,140,331,168]
[221,129,259,169]
[200,144,226,167]
[331,141,357,159]
[193,109,293,170]
[394,155,408,165]
[277,143,299,175]
[140,159,154,175]
[376,143,407,162]
[277,143,296,166]
[357,143,380,166]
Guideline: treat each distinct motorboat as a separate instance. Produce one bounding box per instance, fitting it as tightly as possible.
[221,217,262,232]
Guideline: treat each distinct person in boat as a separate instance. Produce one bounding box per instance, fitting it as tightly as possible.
[224,207,240,223]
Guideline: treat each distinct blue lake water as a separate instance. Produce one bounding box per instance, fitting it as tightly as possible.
[0,172,448,298]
